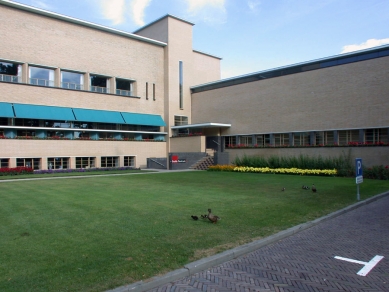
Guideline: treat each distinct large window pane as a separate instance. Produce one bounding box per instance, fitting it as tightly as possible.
[29,66,54,87]
[90,75,109,93]
[0,61,21,83]
[116,79,133,96]
[61,71,83,90]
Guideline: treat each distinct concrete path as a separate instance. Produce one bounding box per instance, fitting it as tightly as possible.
[110,192,389,292]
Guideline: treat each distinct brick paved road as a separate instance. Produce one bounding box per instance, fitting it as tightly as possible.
[148,195,389,292]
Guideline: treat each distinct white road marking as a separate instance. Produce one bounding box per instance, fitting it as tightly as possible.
[334,255,384,276]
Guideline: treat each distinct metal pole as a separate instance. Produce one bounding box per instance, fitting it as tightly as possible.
[357,184,360,201]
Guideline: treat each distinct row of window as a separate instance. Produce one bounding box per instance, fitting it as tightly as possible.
[0,118,160,132]
[0,60,156,99]
[224,128,389,147]
[0,156,135,170]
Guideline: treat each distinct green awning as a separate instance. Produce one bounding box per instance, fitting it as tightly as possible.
[0,102,14,118]
[121,112,166,126]
[73,108,125,124]
[13,104,75,121]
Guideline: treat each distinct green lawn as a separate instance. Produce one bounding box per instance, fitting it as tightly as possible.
[1,171,388,292]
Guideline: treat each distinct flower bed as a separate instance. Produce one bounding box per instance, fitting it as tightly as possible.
[0,166,34,176]
[208,164,337,176]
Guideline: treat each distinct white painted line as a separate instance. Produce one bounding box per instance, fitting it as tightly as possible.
[334,255,384,277]
[357,255,384,276]
[334,256,367,265]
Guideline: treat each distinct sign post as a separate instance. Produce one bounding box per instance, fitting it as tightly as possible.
[355,158,363,201]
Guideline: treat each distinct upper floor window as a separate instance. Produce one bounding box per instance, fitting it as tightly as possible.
[0,61,22,83]
[174,115,188,126]
[90,75,110,93]
[116,79,133,96]
[61,71,84,90]
[179,61,183,109]
[29,66,54,87]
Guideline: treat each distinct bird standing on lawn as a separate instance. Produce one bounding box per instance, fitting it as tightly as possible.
[191,215,199,220]
[312,184,317,193]
[207,208,221,224]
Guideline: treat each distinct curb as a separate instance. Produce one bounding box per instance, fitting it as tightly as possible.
[107,191,389,292]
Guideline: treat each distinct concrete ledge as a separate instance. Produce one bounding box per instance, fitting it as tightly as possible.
[184,249,236,275]
[107,268,190,292]
[107,191,389,292]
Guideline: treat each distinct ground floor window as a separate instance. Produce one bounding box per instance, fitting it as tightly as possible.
[0,158,9,167]
[122,133,135,140]
[124,156,135,167]
[365,128,388,144]
[76,157,95,168]
[338,130,359,145]
[17,158,40,169]
[256,134,271,147]
[48,157,69,169]
[225,136,236,148]
[99,132,114,139]
[101,156,118,168]
[315,131,335,145]
[274,133,289,146]
[17,129,35,137]
[240,136,252,147]
[293,132,310,146]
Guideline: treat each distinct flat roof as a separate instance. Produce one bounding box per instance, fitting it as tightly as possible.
[133,14,194,34]
[171,123,231,129]
[0,0,166,47]
[191,44,389,93]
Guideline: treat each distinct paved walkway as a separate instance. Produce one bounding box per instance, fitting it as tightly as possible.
[111,192,389,292]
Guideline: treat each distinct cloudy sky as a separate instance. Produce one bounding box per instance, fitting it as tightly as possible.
[8,0,389,79]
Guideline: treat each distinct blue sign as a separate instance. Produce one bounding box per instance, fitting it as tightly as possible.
[355,158,363,184]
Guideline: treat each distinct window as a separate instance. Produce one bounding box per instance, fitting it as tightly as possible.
[225,136,236,148]
[29,66,54,87]
[15,119,39,127]
[338,130,359,145]
[365,128,388,144]
[61,71,84,90]
[47,157,68,169]
[255,134,271,147]
[44,120,71,128]
[240,136,252,146]
[174,115,188,126]
[153,83,156,100]
[90,75,109,93]
[179,61,183,109]
[116,79,133,96]
[146,82,149,100]
[17,158,40,170]
[316,131,334,145]
[0,158,9,168]
[293,132,310,146]
[274,133,289,146]
[0,61,22,83]
[99,132,114,139]
[76,157,95,169]
[0,118,9,126]
[101,156,118,168]
[124,156,135,167]
[17,129,35,137]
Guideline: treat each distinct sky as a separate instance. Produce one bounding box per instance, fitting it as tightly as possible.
[8,0,389,79]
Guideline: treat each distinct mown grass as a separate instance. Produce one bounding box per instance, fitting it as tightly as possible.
[0,171,388,292]
[0,169,151,180]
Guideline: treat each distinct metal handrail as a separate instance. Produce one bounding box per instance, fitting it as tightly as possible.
[29,78,54,87]
[150,159,166,167]
[61,82,83,90]
[0,74,21,83]
[91,86,108,93]
[116,89,133,96]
